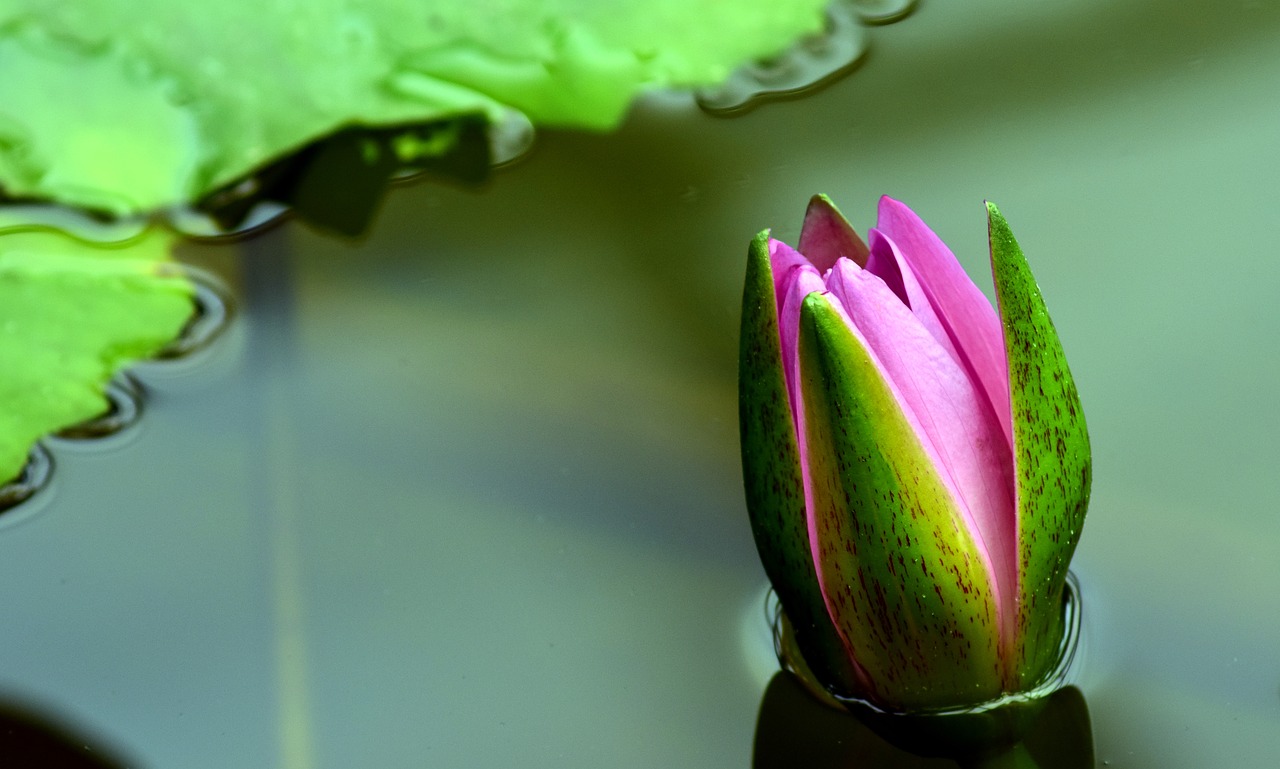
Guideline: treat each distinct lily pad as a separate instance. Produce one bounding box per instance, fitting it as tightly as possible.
[0,0,829,216]
[0,218,194,486]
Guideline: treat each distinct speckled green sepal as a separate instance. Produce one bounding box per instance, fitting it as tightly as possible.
[739,230,860,696]
[987,203,1091,689]
[797,292,1003,710]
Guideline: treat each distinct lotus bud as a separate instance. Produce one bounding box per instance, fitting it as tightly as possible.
[739,196,1090,712]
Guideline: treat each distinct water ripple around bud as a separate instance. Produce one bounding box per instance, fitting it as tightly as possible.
[766,572,1084,718]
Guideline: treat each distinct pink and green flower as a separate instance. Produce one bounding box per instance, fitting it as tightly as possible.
[739,196,1090,711]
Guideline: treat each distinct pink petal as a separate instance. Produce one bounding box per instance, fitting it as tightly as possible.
[798,195,870,273]
[875,197,1012,449]
[769,239,827,478]
[865,228,967,373]
[862,229,909,305]
[770,239,857,664]
[769,239,826,418]
[825,258,1018,646]
[769,238,815,308]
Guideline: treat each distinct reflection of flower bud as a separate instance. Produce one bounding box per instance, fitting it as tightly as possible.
[739,196,1090,711]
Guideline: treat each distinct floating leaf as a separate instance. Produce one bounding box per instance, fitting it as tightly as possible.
[0,1,829,216]
[0,218,194,485]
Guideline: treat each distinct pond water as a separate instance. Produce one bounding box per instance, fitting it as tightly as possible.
[2,1,1279,767]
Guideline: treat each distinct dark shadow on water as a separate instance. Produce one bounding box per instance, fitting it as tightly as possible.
[753,672,1094,769]
[196,114,492,239]
[0,698,136,768]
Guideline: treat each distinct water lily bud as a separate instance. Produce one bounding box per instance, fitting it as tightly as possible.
[739,196,1090,712]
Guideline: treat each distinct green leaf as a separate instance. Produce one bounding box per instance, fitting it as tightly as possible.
[0,1,828,215]
[0,220,194,485]
[798,292,1003,711]
[739,231,860,697]
[986,202,1091,689]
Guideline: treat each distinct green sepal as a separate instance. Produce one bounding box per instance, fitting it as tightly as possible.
[987,203,1091,689]
[738,230,860,696]
[797,292,1003,710]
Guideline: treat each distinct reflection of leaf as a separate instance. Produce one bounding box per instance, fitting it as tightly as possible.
[0,221,193,484]
[0,1,828,215]
[198,115,493,238]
